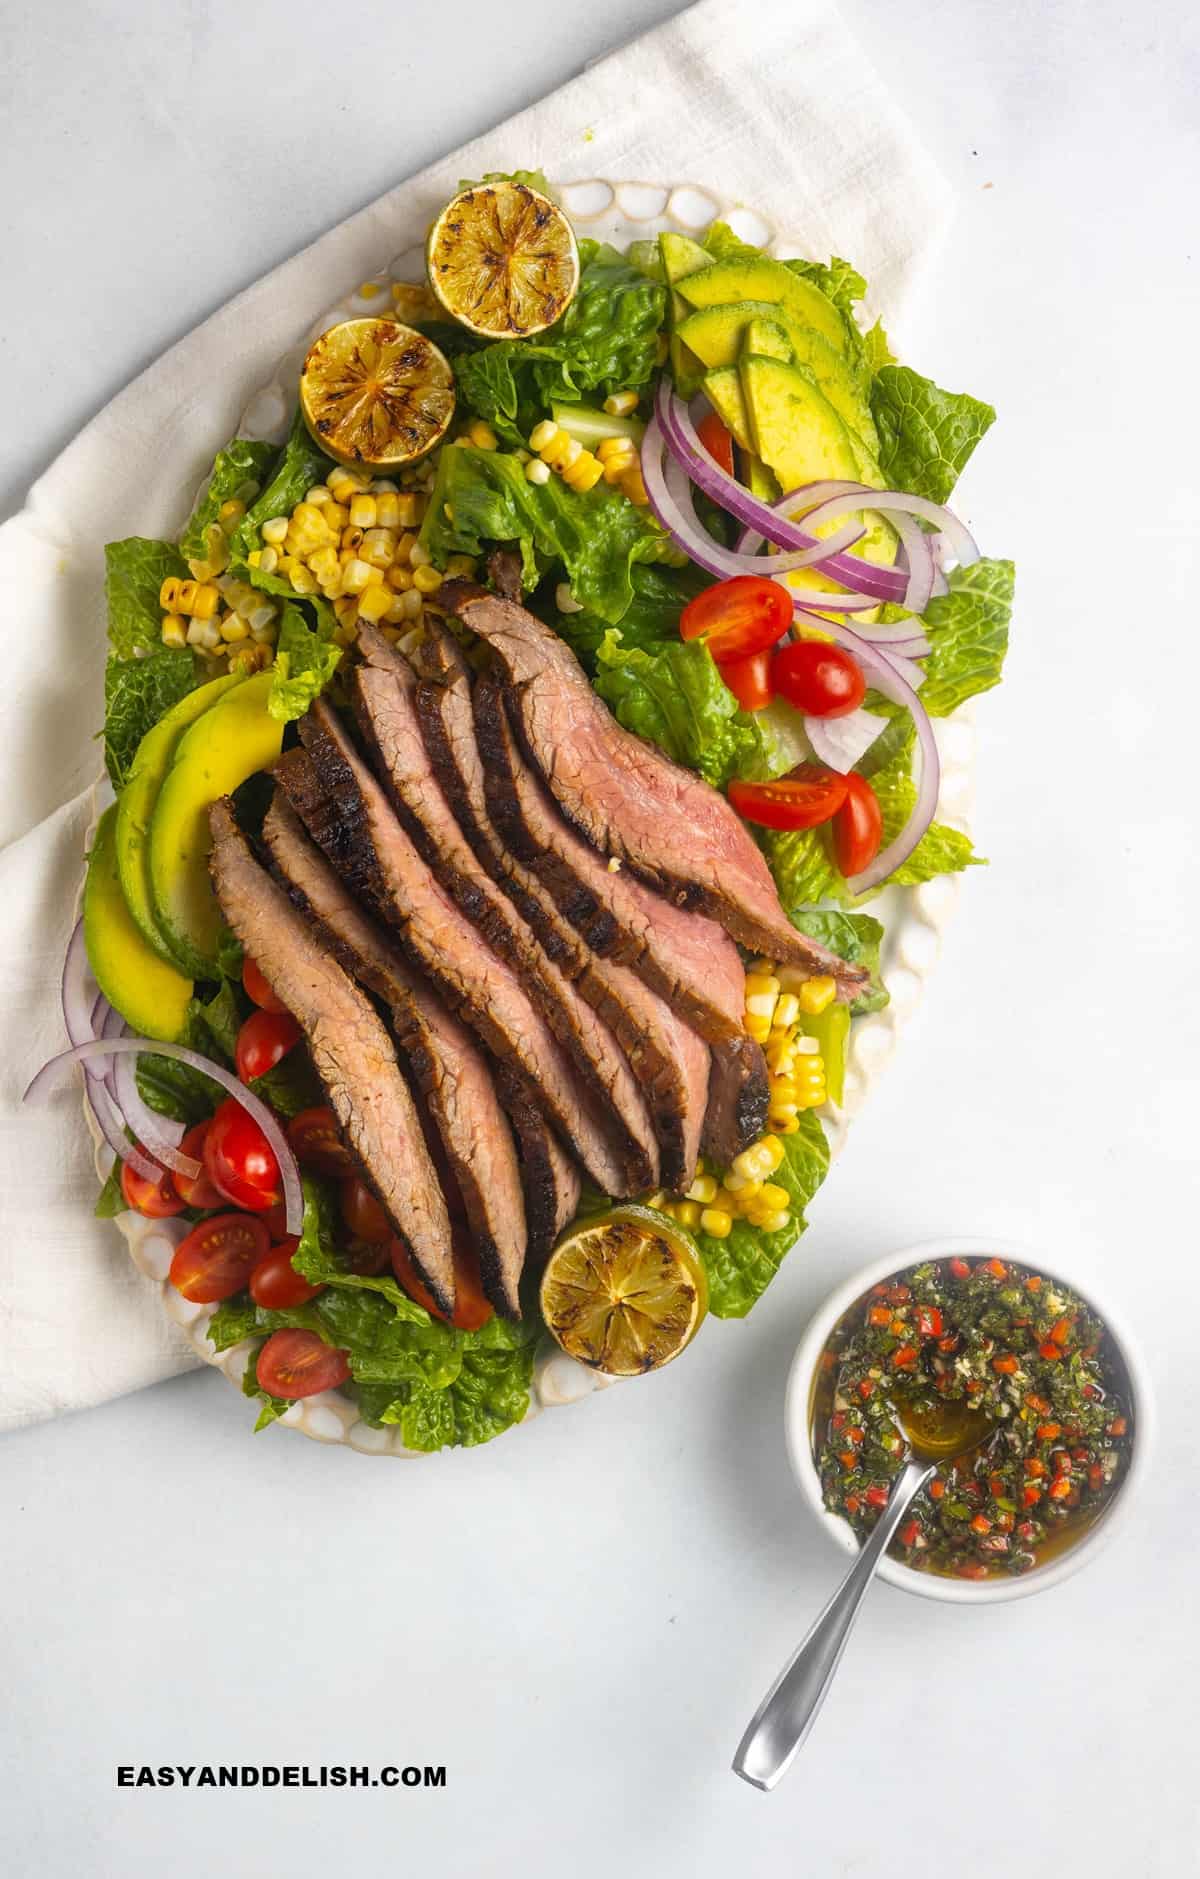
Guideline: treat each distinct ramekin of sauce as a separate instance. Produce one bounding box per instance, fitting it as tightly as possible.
[786,1240,1152,1605]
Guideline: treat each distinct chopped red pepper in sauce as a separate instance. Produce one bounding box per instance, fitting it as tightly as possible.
[812,1257,1132,1579]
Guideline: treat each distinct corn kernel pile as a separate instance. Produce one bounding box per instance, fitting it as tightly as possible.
[523,392,649,507]
[650,967,835,1241]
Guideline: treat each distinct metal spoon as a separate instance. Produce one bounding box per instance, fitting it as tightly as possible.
[732,1400,990,1790]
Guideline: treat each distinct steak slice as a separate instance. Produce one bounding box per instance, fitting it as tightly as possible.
[295,698,641,1199]
[262,788,527,1318]
[704,1036,771,1167]
[443,585,868,992]
[207,797,456,1314]
[472,671,746,1045]
[403,620,709,1191]
[493,1062,582,1266]
[350,639,659,1194]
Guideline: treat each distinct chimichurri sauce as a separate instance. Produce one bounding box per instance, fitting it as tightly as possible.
[812,1257,1132,1579]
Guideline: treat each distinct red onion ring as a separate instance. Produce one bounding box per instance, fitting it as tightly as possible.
[791,486,980,575]
[26,1038,303,1236]
[59,925,170,1186]
[111,1037,201,1181]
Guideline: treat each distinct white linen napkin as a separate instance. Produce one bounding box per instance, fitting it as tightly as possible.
[0,0,953,1432]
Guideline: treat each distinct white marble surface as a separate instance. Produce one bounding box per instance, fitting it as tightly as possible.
[3,2,1198,1874]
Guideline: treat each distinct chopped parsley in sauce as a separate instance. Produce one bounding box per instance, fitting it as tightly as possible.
[812,1257,1132,1579]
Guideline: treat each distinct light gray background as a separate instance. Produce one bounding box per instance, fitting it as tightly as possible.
[3,2,1198,1874]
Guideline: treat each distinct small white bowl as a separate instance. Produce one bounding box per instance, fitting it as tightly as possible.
[785,1237,1154,1604]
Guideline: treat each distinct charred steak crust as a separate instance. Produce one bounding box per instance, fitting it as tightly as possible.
[261,792,527,1319]
[444,588,868,994]
[493,1062,582,1268]
[207,796,456,1315]
[349,637,659,1195]
[703,1036,772,1167]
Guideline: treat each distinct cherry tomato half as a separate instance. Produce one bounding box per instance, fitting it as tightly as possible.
[772,639,866,719]
[242,955,288,1014]
[697,410,735,477]
[340,1177,390,1244]
[249,1237,325,1310]
[679,576,792,662]
[833,772,883,876]
[728,765,849,832]
[235,1009,302,1084]
[204,1097,281,1212]
[173,1121,226,1212]
[716,646,774,713]
[256,1328,350,1400]
[286,1106,356,1177]
[170,1211,269,1303]
[120,1155,180,1219]
[390,1236,494,1332]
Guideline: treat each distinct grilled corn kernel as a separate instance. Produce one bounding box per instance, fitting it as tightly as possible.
[772,992,801,1030]
[369,477,398,493]
[687,1174,718,1205]
[699,1207,732,1239]
[384,592,410,624]
[328,466,369,502]
[218,498,246,527]
[176,579,199,614]
[159,576,182,611]
[373,492,401,530]
[563,453,604,493]
[772,1115,801,1135]
[673,1200,702,1230]
[595,435,634,463]
[759,1135,785,1173]
[409,542,431,568]
[160,613,187,648]
[467,419,498,451]
[186,617,220,651]
[289,565,318,595]
[799,975,837,1015]
[755,1209,791,1233]
[765,1039,796,1076]
[324,501,349,533]
[445,554,477,578]
[356,582,392,624]
[257,546,279,576]
[305,485,332,506]
[333,621,358,647]
[307,546,340,585]
[220,614,250,643]
[349,494,378,529]
[343,558,374,595]
[395,492,425,527]
[412,564,443,595]
[261,516,289,546]
[385,564,413,592]
[722,1171,761,1198]
[529,419,558,452]
[755,1183,790,1213]
[190,583,220,621]
[745,1013,772,1043]
[341,526,365,554]
[362,527,398,567]
[400,588,423,620]
[620,464,649,506]
[555,582,583,614]
[333,596,358,625]
[603,390,639,417]
[525,457,552,486]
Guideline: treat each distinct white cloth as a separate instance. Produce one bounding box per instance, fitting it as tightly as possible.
[0,0,953,1431]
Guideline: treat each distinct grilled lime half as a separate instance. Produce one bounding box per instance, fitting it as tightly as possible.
[426,181,580,339]
[540,1205,708,1377]
[299,318,455,469]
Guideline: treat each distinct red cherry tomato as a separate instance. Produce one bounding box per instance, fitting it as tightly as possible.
[120,1155,180,1219]
[341,1177,391,1244]
[728,765,849,832]
[286,1106,356,1177]
[249,1237,325,1310]
[172,1121,226,1211]
[832,772,883,876]
[679,576,792,662]
[772,639,866,719]
[170,1212,270,1302]
[696,410,735,477]
[235,1009,302,1083]
[242,955,288,1014]
[256,1328,350,1400]
[389,1236,494,1332]
[263,1199,290,1241]
[716,647,774,713]
[204,1097,281,1212]
[344,1237,393,1277]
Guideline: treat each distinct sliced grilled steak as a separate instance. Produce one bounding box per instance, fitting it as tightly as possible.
[472,672,745,1044]
[207,796,456,1314]
[401,620,709,1191]
[295,699,642,1199]
[704,1036,771,1167]
[493,1062,582,1266]
[350,642,659,1194]
[443,585,868,993]
[487,547,523,603]
[262,790,527,1318]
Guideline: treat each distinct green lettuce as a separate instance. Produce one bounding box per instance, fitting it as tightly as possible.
[697,1112,829,1317]
[871,365,996,503]
[102,648,195,788]
[545,561,709,666]
[227,409,337,563]
[790,909,888,1014]
[421,443,668,623]
[593,631,773,789]
[180,438,277,564]
[457,167,551,195]
[909,558,1014,717]
[289,1178,430,1319]
[104,537,189,657]
[190,979,322,1119]
[268,601,342,722]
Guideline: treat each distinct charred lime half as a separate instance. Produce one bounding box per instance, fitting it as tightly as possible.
[426,180,579,339]
[540,1204,708,1377]
[299,318,455,469]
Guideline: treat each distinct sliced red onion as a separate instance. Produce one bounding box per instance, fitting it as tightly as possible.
[87,1082,166,1189]
[26,1037,303,1236]
[62,921,108,1089]
[805,705,890,772]
[844,620,932,657]
[112,1040,200,1180]
[788,486,980,574]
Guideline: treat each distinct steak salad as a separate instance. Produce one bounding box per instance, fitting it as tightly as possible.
[36,170,1012,1451]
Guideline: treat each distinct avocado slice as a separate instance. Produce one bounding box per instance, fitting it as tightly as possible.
[148,670,284,978]
[85,806,192,1042]
[677,256,851,361]
[659,231,712,396]
[679,300,877,449]
[744,317,793,364]
[701,366,753,452]
[116,671,245,972]
[740,448,780,504]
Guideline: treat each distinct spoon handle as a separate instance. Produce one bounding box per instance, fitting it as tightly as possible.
[732,1457,934,1790]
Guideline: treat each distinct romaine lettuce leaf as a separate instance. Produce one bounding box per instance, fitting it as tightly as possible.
[547,561,709,666]
[289,1177,430,1320]
[870,365,996,503]
[910,558,1014,717]
[227,408,337,563]
[784,255,868,328]
[102,647,196,788]
[104,537,189,657]
[696,1111,829,1317]
[593,630,774,788]
[268,601,342,723]
[421,442,668,623]
[179,438,277,565]
[190,979,322,1118]
[457,167,552,195]
[790,909,888,1014]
